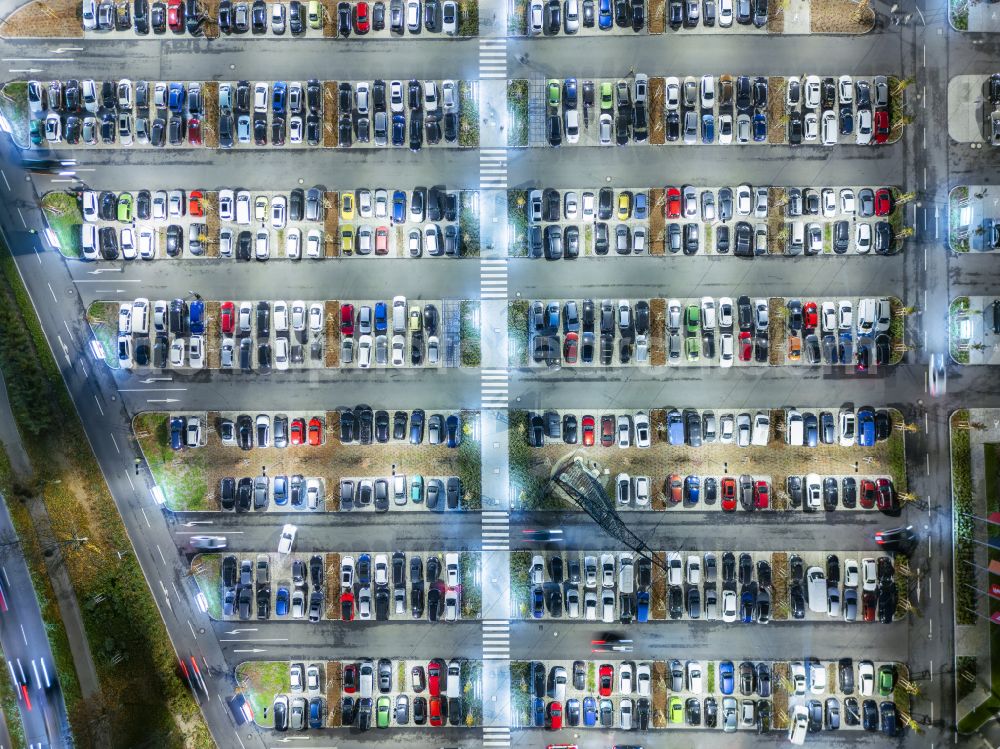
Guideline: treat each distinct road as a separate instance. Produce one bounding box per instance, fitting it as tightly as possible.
[0,0,994,744]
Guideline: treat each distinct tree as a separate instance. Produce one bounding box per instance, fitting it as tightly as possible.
[898,421,921,433]
[895,191,917,205]
[892,76,916,95]
[897,226,915,239]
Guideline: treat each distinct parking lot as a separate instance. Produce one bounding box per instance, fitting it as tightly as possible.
[509,407,907,512]
[949,296,1000,365]
[511,548,903,623]
[946,74,1000,144]
[234,657,481,731]
[511,657,907,734]
[133,409,481,511]
[27,76,474,150]
[525,73,896,148]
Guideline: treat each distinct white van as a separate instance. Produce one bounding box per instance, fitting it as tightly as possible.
[392,296,407,334]
[131,298,149,335]
[618,552,634,594]
[788,704,809,745]
[359,660,374,698]
[751,412,770,446]
[446,659,462,698]
[788,220,804,253]
[857,298,877,335]
[806,566,827,613]
[81,224,98,260]
[235,190,251,225]
[786,409,803,445]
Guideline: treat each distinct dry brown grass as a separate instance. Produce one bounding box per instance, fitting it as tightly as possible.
[205,300,221,368]
[321,0,336,35]
[204,190,220,258]
[771,551,788,619]
[202,82,219,149]
[323,82,338,147]
[324,300,340,367]
[651,660,667,727]
[0,0,83,37]
[767,187,785,254]
[325,552,340,619]
[324,192,339,257]
[768,297,785,366]
[648,0,665,32]
[810,0,874,32]
[649,78,665,145]
[649,188,665,255]
[326,661,342,726]
[649,298,666,366]
[767,0,782,31]
[767,77,786,144]
[773,662,790,729]
[651,550,666,616]
[201,0,221,38]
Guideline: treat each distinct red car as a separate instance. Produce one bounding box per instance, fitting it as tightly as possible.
[859,479,877,509]
[354,1,370,32]
[220,301,235,334]
[428,696,443,726]
[428,659,443,697]
[874,109,890,144]
[548,701,563,730]
[375,226,389,255]
[668,474,683,504]
[600,415,615,446]
[563,332,578,363]
[598,665,613,696]
[582,415,595,446]
[738,331,752,361]
[721,476,737,512]
[308,417,323,446]
[666,187,682,218]
[753,481,769,509]
[187,117,202,145]
[876,478,895,512]
[188,190,204,217]
[803,301,818,331]
[167,0,182,30]
[343,663,358,693]
[340,303,355,336]
[289,418,305,445]
[340,591,354,621]
[874,188,892,217]
[862,590,877,622]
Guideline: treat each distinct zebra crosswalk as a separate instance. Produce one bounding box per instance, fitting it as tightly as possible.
[483,725,511,747]
[480,368,508,408]
[480,257,508,299]
[481,509,510,551]
[482,619,511,660]
[478,38,508,79]
[479,149,508,189]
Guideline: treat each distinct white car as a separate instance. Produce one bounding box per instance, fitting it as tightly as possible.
[808,660,827,694]
[564,109,579,143]
[840,188,856,214]
[855,223,872,253]
[721,589,737,622]
[633,475,650,506]
[82,191,99,222]
[189,335,204,369]
[633,411,650,448]
[821,188,836,217]
[357,335,373,368]
[528,0,543,34]
[356,586,371,620]
[169,338,186,367]
[838,74,854,104]
[837,300,853,330]
[666,552,682,586]
[286,228,301,259]
[446,552,460,587]
[735,184,752,215]
[821,301,837,332]
[118,303,132,334]
[600,553,615,587]
[309,304,324,332]
[862,558,877,591]
[719,333,734,368]
[599,113,613,145]
[305,230,323,258]
[718,0,732,25]
[803,111,818,141]
[790,662,807,694]
[341,556,355,588]
[271,196,287,229]
[844,559,859,587]
[616,414,631,448]
[291,301,306,331]
[804,473,822,510]
[255,230,269,261]
[584,556,597,588]
[218,189,234,221]
[601,589,615,622]
[804,75,821,108]
[277,523,297,554]
[687,661,703,694]
[665,77,680,110]
[374,554,389,586]
[821,110,838,146]
[856,108,873,145]
[686,555,701,585]
[391,335,405,366]
[619,662,633,694]
[858,660,875,696]
[274,302,289,332]
[274,338,289,370]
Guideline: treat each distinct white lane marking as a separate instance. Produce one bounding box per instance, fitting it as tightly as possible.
[0,170,9,191]
[156,544,167,564]
[109,433,120,454]
[16,208,26,228]
[47,283,57,303]
[93,395,104,415]
[140,506,150,527]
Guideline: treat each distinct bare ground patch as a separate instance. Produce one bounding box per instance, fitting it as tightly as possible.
[651,551,666,617]
[649,78,665,145]
[324,192,339,257]
[0,0,83,37]
[649,298,666,366]
[205,301,221,369]
[323,82,338,147]
[325,552,340,619]
[649,188,665,255]
[767,187,786,254]
[648,0,665,31]
[651,660,667,727]
[767,77,786,144]
[767,0,782,32]
[204,190,220,258]
[810,0,875,32]
[768,297,785,366]
[324,300,340,367]
[325,661,342,726]
[202,82,219,149]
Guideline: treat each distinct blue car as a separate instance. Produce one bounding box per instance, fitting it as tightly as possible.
[275,587,289,616]
[598,0,612,28]
[374,302,387,334]
[272,82,287,114]
[189,300,205,335]
[169,416,185,450]
[857,407,876,447]
[684,475,700,504]
[391,114,406,146]
[583,696,597,726]
[392,190,406,224]
[701,113,714,143]
[167,82,185,114]
[532,697,545,727]
[531,586,544,619]
[740,588,755,623]
[357,553,371,585]
[753,112,767,141]
[273,475,288,505]
[634,192,648,220]
[545,302,560,331]
[719,661,734,695]
[446,414,461,448]
[636,590,649,622]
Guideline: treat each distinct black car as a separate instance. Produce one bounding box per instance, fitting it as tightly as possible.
[668,585,683,619]
[862,699,879,731]
[409,112,423,151]
[823,477,839,511]
[446,477,461,509]
[547,113,561,146]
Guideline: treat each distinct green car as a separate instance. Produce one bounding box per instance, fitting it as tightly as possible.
[878,665,896,696]
[685,304,700,334]
[547,80,560,108]
[410,475,424,503]
[116,193,133,223]
[600,82,614,112]
[29,119,42,146]
[376,696,391,728]
[685,336,699,362]
[669,696,683,723]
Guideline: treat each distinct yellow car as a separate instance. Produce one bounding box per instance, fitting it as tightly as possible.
[408,306,422,332]
[254,195,268,222]
[616,191,632,221]
[341,191,355,221]
[340,225,354,255]
[307,0,322,28]
[669,696,683,723]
